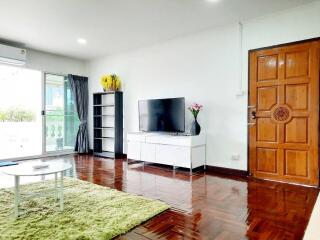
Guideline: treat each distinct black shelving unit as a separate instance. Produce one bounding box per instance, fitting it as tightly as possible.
[93,91,123,158]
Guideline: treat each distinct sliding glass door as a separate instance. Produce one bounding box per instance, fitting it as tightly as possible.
[0,67,79,160]
[0,64,42,159]
[44,73,79,153]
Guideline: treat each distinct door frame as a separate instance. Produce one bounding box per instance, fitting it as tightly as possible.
[247,37,320,186]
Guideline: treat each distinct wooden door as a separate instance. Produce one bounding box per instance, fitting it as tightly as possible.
[249,40,320,186]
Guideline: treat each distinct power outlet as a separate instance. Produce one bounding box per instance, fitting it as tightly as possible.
[231,154,240,161]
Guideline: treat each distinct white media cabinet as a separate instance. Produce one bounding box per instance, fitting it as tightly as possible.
[127,132,206,173]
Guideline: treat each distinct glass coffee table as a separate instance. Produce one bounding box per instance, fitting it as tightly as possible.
[2,161,72,218]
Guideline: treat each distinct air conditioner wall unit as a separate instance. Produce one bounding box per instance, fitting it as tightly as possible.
[0,44,27,66]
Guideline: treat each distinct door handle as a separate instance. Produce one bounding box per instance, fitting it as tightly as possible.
[248,105,256,126]
[251,111,257,120]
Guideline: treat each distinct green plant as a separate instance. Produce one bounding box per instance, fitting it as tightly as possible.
[0,107,35,122]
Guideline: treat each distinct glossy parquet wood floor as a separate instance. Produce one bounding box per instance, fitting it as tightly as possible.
[74,155,318,240]
[1,155,318,240]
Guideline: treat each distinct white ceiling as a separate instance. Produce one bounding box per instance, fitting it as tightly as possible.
[0,0,316,60]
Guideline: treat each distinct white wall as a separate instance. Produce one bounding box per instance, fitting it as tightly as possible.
[25,49,86,76]
[88,24,248,170]
[88,1,320,170]
[242,1,320,91]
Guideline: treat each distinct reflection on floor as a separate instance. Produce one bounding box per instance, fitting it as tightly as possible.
[0,154,318,239]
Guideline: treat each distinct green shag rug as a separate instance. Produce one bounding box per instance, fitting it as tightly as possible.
[0,178,169,240]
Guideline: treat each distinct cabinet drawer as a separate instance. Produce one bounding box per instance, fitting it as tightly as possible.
[141,143,156,162]
[156,145,190,168]
[127,141,141,160]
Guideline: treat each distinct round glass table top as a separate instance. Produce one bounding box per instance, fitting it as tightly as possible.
[1,161,72,176]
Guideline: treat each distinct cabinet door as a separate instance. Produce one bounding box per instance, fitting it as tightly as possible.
[141,143,156,162]
[156,145,190,168]
[127,142,141,160]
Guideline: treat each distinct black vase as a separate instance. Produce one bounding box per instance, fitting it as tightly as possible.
[190,118,201,136]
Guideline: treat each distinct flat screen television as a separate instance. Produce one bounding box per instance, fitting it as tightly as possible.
[139,97,185,132]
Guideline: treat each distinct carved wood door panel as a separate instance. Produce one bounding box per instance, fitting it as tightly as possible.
[249,40,320,186]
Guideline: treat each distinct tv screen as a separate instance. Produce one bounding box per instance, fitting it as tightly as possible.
[139,97,185,132]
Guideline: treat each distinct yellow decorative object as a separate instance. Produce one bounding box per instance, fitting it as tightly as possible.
[100,74,121,91]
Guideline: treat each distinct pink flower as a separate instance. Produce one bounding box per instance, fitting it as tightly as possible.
[188,103,203,119]
[190,103,203,111]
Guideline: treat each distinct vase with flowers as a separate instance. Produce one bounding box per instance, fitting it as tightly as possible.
[188,103,203,136]
[100,74,121,92]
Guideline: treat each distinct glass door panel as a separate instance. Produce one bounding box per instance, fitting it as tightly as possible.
[45,73,79,152]
[0,64,42,159]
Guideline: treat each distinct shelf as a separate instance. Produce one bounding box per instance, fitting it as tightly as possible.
[94,104,115,107]
[94,137,114,139]
[93,91,123,159]
[93,92,116,95]
[94,151,115,158]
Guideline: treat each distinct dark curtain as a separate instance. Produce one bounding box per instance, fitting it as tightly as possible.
[68,74,89,153]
